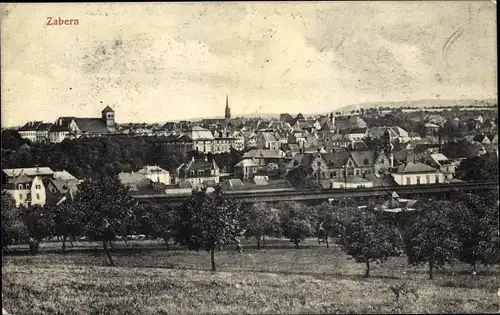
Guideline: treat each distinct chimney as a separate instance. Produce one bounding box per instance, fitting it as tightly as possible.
[58,118,63,126]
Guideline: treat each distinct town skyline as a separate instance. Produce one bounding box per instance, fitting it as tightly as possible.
[1,2,497,127]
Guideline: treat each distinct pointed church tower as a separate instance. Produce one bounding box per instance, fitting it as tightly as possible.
[225,94,231,120]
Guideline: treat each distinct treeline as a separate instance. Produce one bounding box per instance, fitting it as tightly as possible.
[1,135,246,179]
[2,175,498,278]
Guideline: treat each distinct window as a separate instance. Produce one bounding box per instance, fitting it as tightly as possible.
[190,171,195,176]
[355,169,360,176]
[317,161,321,168]
[19,193,23,200]
[363,158,369,165]
[426,175,430,184]
[36,193,40,200]
[18,184,23,190]
[35,184,41,189]
[322,172,326,179]
[435,175,440,183]
[406,177,411,185]
[331,171,337,178]
[416,176,421,185]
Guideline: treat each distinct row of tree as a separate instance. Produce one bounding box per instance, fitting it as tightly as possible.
[2,175,498,278]
[1,134,247,179]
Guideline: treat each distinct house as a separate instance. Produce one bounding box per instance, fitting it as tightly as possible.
[186,126,214,153]
[473,134,498,145]
[426,153,456,181]
[286,150,390,183]
[329,175,374,189]
[137,165,171,185]
[256,131,281,150]
[118,172,154,191]
[17,121,42,142]
[319,133,351,149]
[334,115,368,132]
[3,167,55,179]
[3,175,46,207]
[292,119,316,132]
[212,131,245,153]
[390,162,445,185]
[235,149,286,180]
[342,128,368,141]
[45,178,79,205]
[176,156,220,187]
[280,113,294,123]
[367,126,411,143]
[163,134,195,155]
[426,114,446,126]
[424,123,440,137]
[347,140,369,151]
[319,120,336,136]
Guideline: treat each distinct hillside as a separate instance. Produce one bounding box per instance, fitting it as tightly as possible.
[335,98,497,113]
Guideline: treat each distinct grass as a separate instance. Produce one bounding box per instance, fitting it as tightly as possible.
[2,238,499,314]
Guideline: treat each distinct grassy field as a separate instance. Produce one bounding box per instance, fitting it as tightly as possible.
[2,239,499,314]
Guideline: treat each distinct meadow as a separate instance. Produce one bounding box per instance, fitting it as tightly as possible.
[2,238,499,314]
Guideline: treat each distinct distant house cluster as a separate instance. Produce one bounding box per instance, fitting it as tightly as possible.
[6,96,498,196]
[18,106,117,143]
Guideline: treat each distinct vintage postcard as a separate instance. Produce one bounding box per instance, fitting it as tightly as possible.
[1,2,498,314]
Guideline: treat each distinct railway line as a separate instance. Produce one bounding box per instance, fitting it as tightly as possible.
[132,180,498,205]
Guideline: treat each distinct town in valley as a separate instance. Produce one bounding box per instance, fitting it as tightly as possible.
[1,2,498,315]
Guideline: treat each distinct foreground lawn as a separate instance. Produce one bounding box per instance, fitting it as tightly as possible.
[2,239,499,314]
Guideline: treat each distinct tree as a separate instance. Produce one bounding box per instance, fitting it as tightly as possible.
[338,210,401,277]
[448,193,499,273]
[404,200,460,279]
[455,153,498,181]
[149,204,179,249]
[279,202,315,249]
[1,192,25,252]
[242,202,280,249]
[77,175,136,266]
[283,218,314,249]
[52,196,83,253]
[177,186,242,271]
[19,204,55,255]
[286,166,314,188]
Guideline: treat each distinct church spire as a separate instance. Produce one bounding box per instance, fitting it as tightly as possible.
[225,93,231,120]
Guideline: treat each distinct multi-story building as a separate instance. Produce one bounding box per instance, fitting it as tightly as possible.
[256,131,281,150]
[367,126,411,143]
[3,175,46,207]
[188,126,215,153]
[234,149,286,180]
[176,157,220,187]
[390,162,446,185]
[286,150,391,187]
[163,134,195,155]
[17,121,42,142]
[48,106,117,143]
[36,123,53,143]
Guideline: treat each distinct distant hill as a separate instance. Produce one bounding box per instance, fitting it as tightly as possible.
[335,98,497,113]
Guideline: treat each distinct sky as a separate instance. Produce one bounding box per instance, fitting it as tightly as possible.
[0,2,497,127]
